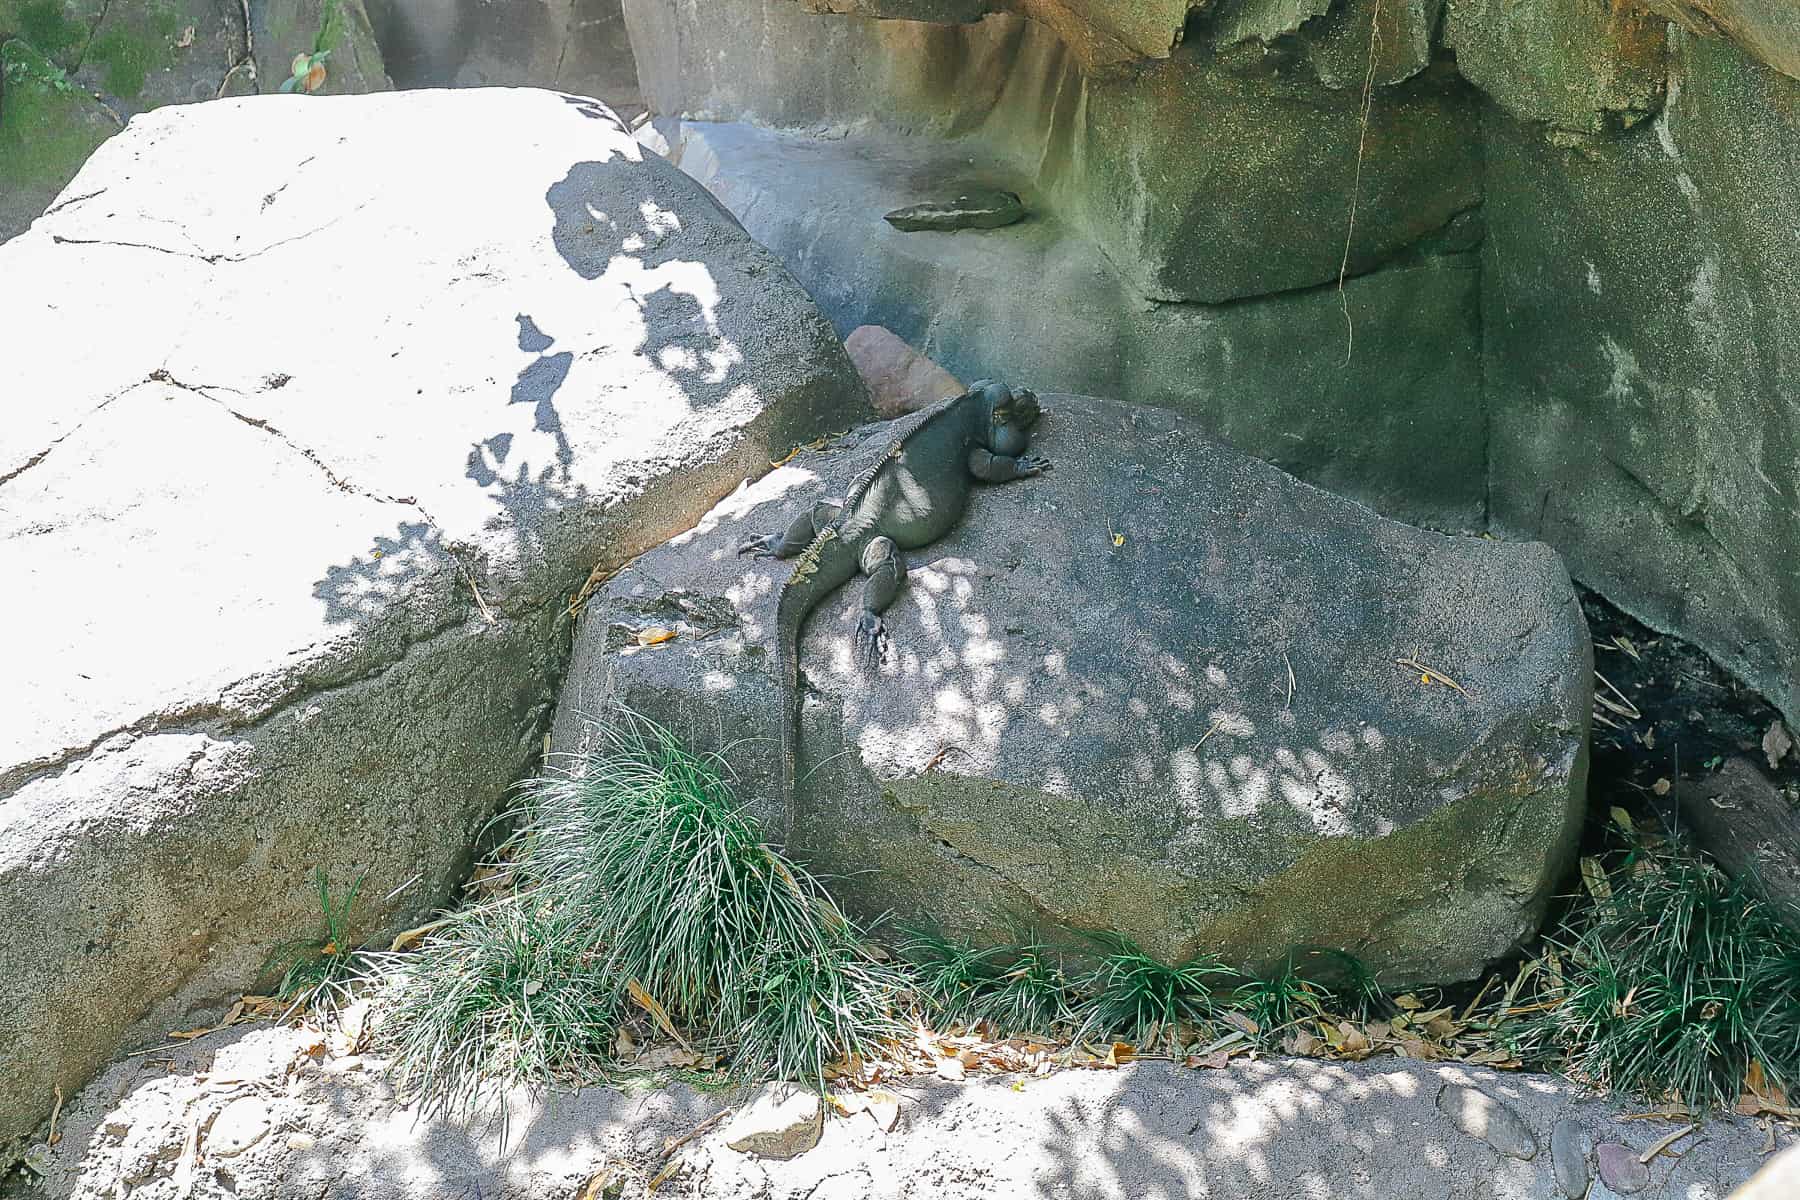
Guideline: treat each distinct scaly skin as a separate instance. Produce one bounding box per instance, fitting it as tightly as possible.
[740,380,1051,842]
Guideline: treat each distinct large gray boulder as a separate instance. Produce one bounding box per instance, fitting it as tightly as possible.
[647,118,1484,533]
[0,87,866,1159]
[555,394,1591,986]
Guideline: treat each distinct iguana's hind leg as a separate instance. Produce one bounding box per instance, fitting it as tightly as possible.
[853,536,904,674]
[738,500,842,559]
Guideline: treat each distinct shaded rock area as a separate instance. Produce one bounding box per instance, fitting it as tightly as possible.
[1484,27,1800,739]
[0,87,867,1161]
[647,119,1485,531]
[11,1022,1783,1199]
[365,0,641,109]
[1670,757,1800,920]
[626,0,1482,305]
[556,394,1590,986]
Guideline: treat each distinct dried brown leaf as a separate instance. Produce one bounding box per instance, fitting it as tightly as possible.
[1764,722,1793,770]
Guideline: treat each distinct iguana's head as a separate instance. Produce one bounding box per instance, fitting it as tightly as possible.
[981,381,1042,456]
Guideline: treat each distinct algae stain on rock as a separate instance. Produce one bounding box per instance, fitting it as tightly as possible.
[80,0,181,100]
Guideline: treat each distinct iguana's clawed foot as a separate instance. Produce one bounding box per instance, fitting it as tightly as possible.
[1017,456,1053,477]
[737,534,778,558]
[854,612,889,674]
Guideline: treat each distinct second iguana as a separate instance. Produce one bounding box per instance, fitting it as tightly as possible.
[739,379,1051,840]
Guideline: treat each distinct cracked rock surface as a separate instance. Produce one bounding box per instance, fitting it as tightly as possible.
[0,86,866,1160]
[555,393,1591,985]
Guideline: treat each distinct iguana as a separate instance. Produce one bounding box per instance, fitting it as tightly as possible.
[739,379,1051,841]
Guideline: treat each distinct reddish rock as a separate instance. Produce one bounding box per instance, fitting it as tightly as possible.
[844,325,965,418]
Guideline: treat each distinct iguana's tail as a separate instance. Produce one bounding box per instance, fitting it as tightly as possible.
[773,529,861,845]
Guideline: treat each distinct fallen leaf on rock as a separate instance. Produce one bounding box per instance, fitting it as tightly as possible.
[1764,722,1793,770]
[935,1057,965,1081]
[1334,1022,1373,1057]
[1284,1031,1323,1056]
[636,627,677,647]
[1222,1012,1260,1037]
[1394,994,1424,1011]
[176,24,195,47]
[637,1045,699,1070]
[1186,1050,1232,1070]
[866,1090,901,1131]
[627,979,690,1051]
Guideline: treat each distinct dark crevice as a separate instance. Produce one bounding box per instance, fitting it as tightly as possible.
[1145,228,1483,313]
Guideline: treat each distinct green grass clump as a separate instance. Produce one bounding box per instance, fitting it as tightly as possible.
[376,712,905,1112]
[1232,956,1330,1049]
[381,897,616,1108]
[264,868,368,1018]
[1074,937,1238,1049]
[902,927,1072,1036]
[1514,832,1800,1111]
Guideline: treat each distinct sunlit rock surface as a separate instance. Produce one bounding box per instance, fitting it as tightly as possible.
[0,87,866,1158]
[556,394,1591,986]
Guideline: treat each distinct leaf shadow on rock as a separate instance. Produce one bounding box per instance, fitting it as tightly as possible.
[311,105,762,635]
[581,398,1583,983]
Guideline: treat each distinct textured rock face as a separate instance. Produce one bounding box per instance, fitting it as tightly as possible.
[555,394,1591,986]
[649,118,1484,530]
[1636,0,1800,82]
[0,87,866,1157]
[627,1,1481,304]
[365,0,641,107]
[1484,28,1800,736]
[1445,0,1667,133]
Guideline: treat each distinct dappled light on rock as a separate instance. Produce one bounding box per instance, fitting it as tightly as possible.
[557,393,1592,987]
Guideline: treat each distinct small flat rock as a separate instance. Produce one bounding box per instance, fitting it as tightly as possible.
[1550,1117,1591,1197]
[1437,1085,1538,1160]
[723,1083,821,1159]
[206,1097,271,1158]
[1596,1141,1650,1193]
[883,188,1026,231]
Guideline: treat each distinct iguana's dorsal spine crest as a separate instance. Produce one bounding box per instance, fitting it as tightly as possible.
[789,525,837,580]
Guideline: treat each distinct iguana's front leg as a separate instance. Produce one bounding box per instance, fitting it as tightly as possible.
[738,500,842,559]
[968,448,1052,483]
[853,536,903,673]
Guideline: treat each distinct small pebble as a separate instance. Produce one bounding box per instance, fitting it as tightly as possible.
[1550,1117,1590,1197]
[1437,1085,1538,1161]
[286,1132,317,1150]
[1596,1141,1650,1193]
